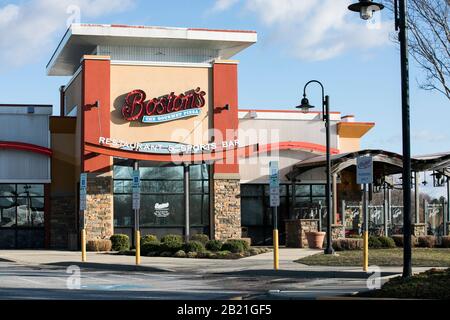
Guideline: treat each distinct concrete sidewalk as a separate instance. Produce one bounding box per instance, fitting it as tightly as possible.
[0,248,320,273]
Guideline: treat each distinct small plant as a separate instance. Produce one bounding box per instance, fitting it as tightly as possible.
[184,240,205,253]
[221,239,250,253]
[161,234,183,243]
[378,236,396,248]
[141,241,161,256]
[332,238,363,251]
[205,240,223,252]
[187,252,198,258]
[174,250,187,258]
[160,234,184,253]
[368,235,382,249]
[189,234,209,244]
[110,234,130,251]
[141,234,158,244]
[249,248,262,255]
[417,235,436,248]
[86,239,112,252]
[216,250,231,259]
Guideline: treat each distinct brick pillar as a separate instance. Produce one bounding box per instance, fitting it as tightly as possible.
[211,60,241,241]
[85,174,113,241]
[213,177,241,240]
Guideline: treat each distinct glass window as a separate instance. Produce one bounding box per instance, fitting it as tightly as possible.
[114,180,132,194]
[190,164,209,180]
[17,185,44,197]
[0,205,16,227]
[296,185,311,196]
[296,197,312,206]
[113,165,133,179]
[140,166,183,180]
[312,185,326,196]
[190,195,209,226]
[264,185,288,196]
[0,184,45,229]
[241,185,263,197]
[190,180,209,194]
[241,197,265,225]
[141,181,184,194]
[140,194,185,226]
[0,185,16,197]
[113,195,133,227]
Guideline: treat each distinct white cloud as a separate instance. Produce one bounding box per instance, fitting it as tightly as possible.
[413,130,448,143]
[0,0,135,71]
[211,0,240,12]
[213,0,393,61]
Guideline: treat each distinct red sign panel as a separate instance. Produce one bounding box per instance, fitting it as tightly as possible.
[122,88,206,122]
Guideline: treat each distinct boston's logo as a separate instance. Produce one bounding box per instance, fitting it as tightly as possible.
[122,88,206,124]
[154,202,170,218]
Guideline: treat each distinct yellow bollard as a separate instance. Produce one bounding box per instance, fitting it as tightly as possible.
[363,231,368,271]
[273,229,279,270]
[81,229,87,262]
[135,230,141,265]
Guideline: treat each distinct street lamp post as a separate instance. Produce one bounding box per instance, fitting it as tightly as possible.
[348,0,412,278]
[297,80,334,255]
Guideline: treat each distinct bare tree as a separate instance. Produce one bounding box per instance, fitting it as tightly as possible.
[383,0,450,100]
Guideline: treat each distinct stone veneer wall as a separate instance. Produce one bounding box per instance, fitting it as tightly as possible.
[331,224,345,240]
[50,196,77,249]
[85,175,114,241]
[213,179,241,240]
[412,223,427,237]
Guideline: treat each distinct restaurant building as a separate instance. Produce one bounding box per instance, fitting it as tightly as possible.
[1,24,375,249]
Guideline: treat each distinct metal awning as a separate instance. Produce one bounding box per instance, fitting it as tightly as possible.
[286,149,450,180]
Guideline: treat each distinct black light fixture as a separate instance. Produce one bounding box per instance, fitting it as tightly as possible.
[215,104,230,113]
[296,80,334,255]
[296,96,314,113]
[349,0,413,278]
[348,0,384,20]
[432,171,446,187]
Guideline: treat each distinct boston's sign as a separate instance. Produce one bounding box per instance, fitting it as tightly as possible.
[122,87,206,123]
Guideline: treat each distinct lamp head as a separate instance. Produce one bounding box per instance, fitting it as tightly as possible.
[348,0,384,20]
[296,96,315,113]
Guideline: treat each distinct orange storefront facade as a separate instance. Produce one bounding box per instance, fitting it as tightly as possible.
[46,24,374,248]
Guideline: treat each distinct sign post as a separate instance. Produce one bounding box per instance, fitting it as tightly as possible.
[132,162,141,265]
[269,161,280,271]
[357,156,373,272]
[80,173,87,262]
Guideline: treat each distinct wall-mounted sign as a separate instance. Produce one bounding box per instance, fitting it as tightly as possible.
[98,137,240,155]
[122,88,206,123]
[357,156,373,185]
[154,203,170,218]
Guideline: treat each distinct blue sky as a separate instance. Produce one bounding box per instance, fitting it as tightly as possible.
[0,0,448,159]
